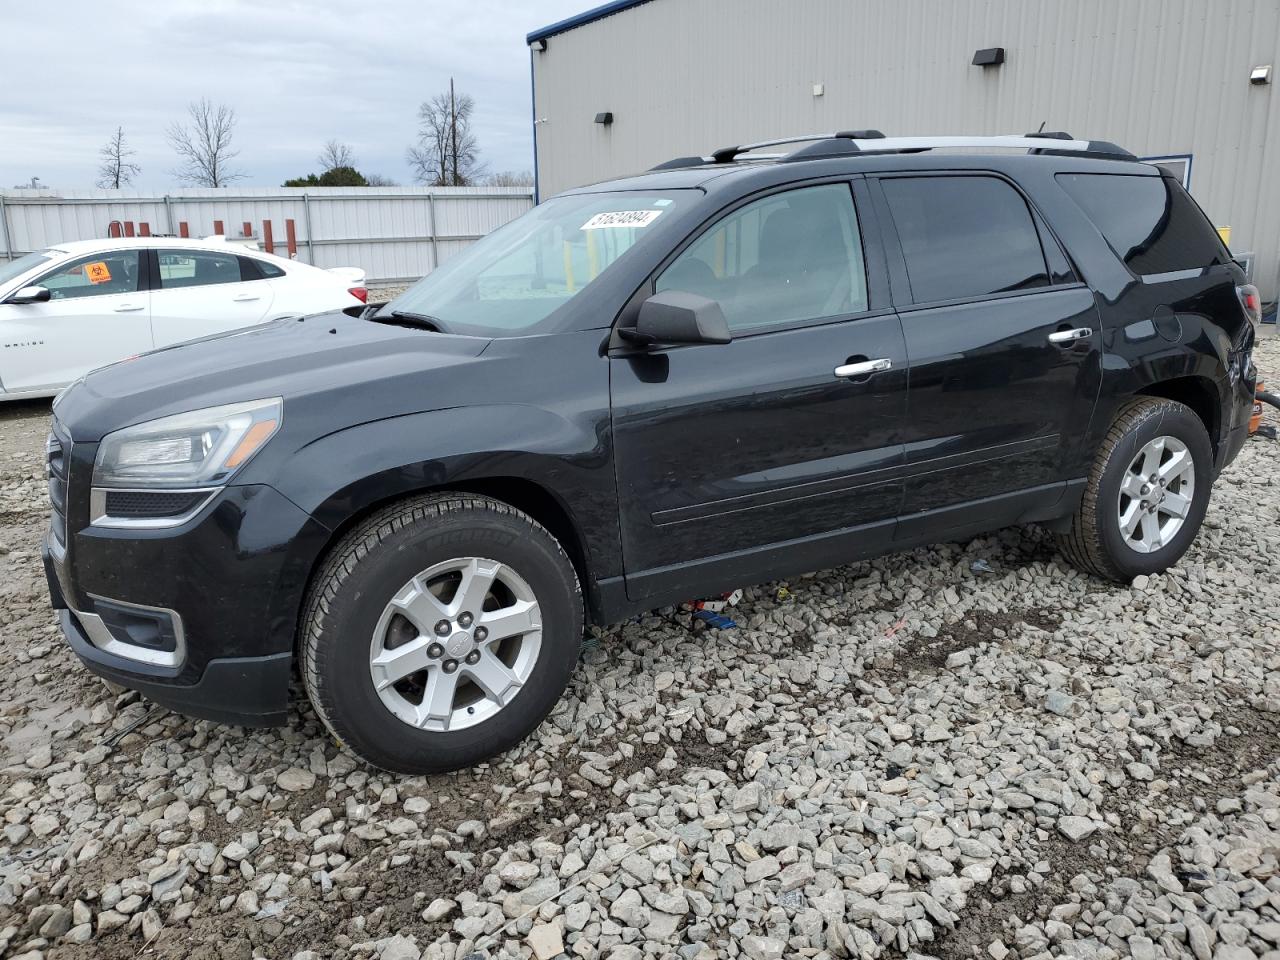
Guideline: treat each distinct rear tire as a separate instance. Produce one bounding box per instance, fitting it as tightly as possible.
[301,493,583,774]
[1056,397,1213,582]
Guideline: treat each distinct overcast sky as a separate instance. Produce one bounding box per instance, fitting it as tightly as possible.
[0,0,588,190]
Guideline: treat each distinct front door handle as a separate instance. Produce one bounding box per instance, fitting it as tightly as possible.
[834,357,892,379]
[232,294,261,302]
[113,304,144,312]
[1048,326,1093,344]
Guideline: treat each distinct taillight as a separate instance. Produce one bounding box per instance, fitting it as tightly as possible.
[348,286,368,303]
[1237,283,1261,325]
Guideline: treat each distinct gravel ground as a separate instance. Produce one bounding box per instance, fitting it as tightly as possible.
[0,337,1278,960]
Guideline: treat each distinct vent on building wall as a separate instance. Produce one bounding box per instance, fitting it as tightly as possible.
[595,112,614,126]
[972,47,1006,67]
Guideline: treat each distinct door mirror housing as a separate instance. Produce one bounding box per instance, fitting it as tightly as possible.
[5,285,51,305]
[631,290,732,345]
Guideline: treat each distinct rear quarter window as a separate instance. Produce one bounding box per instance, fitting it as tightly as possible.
[1056,173,1228,277]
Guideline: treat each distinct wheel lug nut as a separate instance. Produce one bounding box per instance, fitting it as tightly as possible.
[458,611,474,628]
[465,650,480,665]
[473,626,488,642]
[434,619,451,636]
[427,642,444,659]
[443,659,458,673]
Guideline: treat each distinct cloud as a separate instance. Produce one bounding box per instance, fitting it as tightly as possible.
[0,0,586,189]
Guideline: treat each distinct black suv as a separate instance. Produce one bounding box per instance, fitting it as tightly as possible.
[43,132,1258,773]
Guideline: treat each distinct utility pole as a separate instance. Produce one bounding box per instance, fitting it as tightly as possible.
[449,77,458,186]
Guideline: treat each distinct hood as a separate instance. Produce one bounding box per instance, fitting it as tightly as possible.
[55,311,492,442]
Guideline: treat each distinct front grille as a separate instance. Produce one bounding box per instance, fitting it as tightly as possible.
[46,421,70,548]
[103,490,208,518]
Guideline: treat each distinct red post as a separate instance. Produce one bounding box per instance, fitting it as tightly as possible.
[213,220,224,235]
[285,219,297,258]
[139,223,151,237]
[242,222,252,238]
[178,222,190,238]
[262,220,274,255]
[123,221,135,237]
[107,222,121,238]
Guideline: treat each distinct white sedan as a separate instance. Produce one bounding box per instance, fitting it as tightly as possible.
[0,237,367,400]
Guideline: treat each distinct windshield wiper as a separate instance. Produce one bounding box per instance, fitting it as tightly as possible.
[371,309,450,333]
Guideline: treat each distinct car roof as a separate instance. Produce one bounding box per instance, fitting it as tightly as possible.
[46,236,280,258]
[563,148,1162,199]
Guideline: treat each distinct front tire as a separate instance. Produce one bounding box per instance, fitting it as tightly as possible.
[301,493,583,774]
[1057,397,1213,582]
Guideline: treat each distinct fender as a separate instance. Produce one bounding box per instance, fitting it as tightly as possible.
[269,401,623,585]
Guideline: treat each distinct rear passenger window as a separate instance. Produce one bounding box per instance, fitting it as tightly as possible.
[1056,173,1228,276]
[158,250,243,288]
[882,176,1050,303]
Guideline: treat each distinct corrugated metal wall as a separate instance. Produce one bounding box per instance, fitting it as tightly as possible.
[0,187,534,286]
[532,0,1280,298]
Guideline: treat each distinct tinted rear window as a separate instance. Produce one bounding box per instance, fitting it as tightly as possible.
[1056,173,1227,276]
[882,176,1050,303]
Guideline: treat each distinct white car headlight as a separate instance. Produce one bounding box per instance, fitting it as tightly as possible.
[93,398,282,489]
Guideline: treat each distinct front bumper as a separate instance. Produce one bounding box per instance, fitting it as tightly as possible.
[55,605,292,726]
[44,480,331,728]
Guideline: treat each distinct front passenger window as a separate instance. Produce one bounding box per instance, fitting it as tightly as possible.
[656,183,868,332]
[38,251,142,301]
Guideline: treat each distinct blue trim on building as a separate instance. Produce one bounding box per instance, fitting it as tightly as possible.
[530,50,541,203]
[527,0,656,43]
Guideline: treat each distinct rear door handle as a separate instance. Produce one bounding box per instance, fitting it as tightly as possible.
[834,357,892,379]
[1048,327,1093,344]
[232,294,261,302]
[113,304,144,313]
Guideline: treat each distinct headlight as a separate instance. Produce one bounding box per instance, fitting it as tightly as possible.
[93,398,282,489]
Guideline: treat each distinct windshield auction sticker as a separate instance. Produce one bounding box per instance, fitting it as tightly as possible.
[84,261,113,284]
[581,210,663,230]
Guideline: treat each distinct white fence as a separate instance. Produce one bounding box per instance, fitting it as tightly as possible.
[0,186,535,287]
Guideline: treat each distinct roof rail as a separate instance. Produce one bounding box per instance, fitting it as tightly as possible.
[709,130,884,164]
[649,130,885,171]
[648,132,1135,172]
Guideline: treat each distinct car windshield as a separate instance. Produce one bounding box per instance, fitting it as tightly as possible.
[378,191,688,336]
[0,250,55,288]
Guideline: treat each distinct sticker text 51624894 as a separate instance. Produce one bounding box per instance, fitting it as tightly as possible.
[580,210,663,230]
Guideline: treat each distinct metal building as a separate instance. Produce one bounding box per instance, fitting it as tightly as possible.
[528,0,1280,299]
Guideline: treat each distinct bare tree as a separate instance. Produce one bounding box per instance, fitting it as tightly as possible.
[318,139,355,172]
[486,171,534,187]
[167,99,244,187]
[96,126,140,188]
[407,78,483,186]
[365,173,398,186]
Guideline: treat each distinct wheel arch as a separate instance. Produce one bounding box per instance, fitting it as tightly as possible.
[1134,374,1223,457]
[296,477,601,643]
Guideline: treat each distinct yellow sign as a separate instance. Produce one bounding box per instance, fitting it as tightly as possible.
[1216,226,1231,247]
[84,261,112,284]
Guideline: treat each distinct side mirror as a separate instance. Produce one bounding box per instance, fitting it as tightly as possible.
[5,285,51,305]
[630,290,732,346]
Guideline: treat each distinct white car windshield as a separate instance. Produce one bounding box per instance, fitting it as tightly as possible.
[0,250,55,289]
[378,191,689,336]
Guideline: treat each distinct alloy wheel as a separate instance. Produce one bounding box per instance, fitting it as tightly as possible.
[1116,435,1196,554]
[369,557,543,731]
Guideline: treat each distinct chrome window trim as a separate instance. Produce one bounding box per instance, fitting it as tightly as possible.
[89,486,220,529]
[80,594,187,669]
